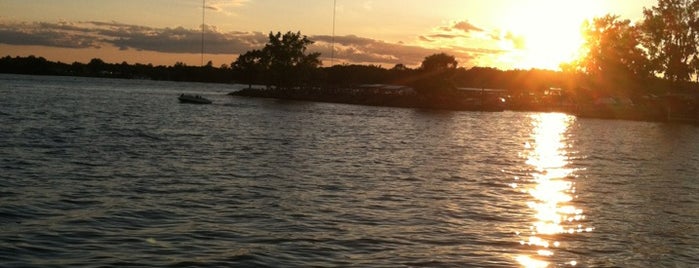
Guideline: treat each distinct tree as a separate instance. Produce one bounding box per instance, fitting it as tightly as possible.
[641,0,699,82]
[232,31,321,89]
[87,58,108,75]
[232,49,266,88]
[390,63,409,71]
[420,52,458,72]
[412,53,459,94]
[569,15,650,93]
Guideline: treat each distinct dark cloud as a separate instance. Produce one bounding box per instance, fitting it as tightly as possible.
[0,21,100,48]
[0,21,268,54]
[0,20,496,67]
[427,34,460,39]
[452,21,483,33]
[107,25,266,54]
[85,21,268,54]
[310,34,456,66]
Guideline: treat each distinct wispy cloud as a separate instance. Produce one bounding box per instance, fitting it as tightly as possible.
[205,0,249,15]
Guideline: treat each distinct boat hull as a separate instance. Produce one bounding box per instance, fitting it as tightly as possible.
[178,94,212,104]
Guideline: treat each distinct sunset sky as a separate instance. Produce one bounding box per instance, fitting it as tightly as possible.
[1,0,657,70]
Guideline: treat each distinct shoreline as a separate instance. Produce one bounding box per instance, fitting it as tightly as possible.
[229,87,507,112]
[229,87,699,124]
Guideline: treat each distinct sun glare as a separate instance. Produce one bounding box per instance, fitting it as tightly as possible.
[516,113,592,268]
[497,0,605,70]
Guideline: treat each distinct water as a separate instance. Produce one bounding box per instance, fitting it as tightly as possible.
[1,74,698,267]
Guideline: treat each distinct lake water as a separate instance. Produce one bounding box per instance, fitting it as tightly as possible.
[1,74,698,267]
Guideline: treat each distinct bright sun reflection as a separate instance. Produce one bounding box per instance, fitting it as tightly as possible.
[516,113,591,268]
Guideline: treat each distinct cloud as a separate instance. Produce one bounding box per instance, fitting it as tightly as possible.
[439,20,483,34]
[102,23,268,54]
[0,20,268,54]
[0,20,495,67]
[489,29,526,49]
[427,34,460,39]
[311,34,455,66]
[0,21,101,48]
[452,20,483,33]
[205,0,249,15]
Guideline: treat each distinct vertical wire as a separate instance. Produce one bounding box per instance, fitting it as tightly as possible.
[331,0,336,66]
[201,0,205,66]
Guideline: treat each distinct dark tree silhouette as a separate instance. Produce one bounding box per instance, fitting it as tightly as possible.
[411,53,459,95]
[232,31,322,89]
[420,52,458,72]
[568,15,650,94]
[641,0,699,82]
[232,49,265,88]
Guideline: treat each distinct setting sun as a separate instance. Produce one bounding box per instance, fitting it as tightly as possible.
[496,0,606,70]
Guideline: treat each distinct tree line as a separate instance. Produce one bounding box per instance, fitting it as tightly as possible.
[3,0,699,98]
[0,56,233,83]
[0,51,572,96]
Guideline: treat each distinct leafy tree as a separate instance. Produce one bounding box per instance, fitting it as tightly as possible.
[412,53,459,94]
[87,58,108,75]
[641,0,699,82]
[232,49,266,88]
[232,31,321,89]
[390,63,409,71]
[568,15,650,93]
[420,52,458,72]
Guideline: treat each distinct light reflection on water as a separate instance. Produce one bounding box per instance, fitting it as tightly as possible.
[3,75,698,266]
[516,113,591,268]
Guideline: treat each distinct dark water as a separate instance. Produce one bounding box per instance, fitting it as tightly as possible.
[1,74,698,267]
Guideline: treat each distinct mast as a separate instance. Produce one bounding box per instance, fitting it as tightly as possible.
[201,0,205,66]
[331,0,336,66]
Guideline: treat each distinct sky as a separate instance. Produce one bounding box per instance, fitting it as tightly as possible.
[0,0,658,70]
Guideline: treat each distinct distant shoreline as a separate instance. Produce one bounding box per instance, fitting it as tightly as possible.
[229,86,507,112]
[229,86,699,124]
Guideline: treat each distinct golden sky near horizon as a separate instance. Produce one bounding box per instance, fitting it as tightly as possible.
[0,0,656,70]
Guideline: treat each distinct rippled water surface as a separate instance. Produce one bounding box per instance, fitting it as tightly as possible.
[1,74,698,267]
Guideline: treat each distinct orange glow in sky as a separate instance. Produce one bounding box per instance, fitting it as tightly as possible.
[0,0,656,70]
[496,1,606,70]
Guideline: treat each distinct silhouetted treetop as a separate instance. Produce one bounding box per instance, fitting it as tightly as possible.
[411,53,459,95]
[420,53,458,72]
[232,31,321,89]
